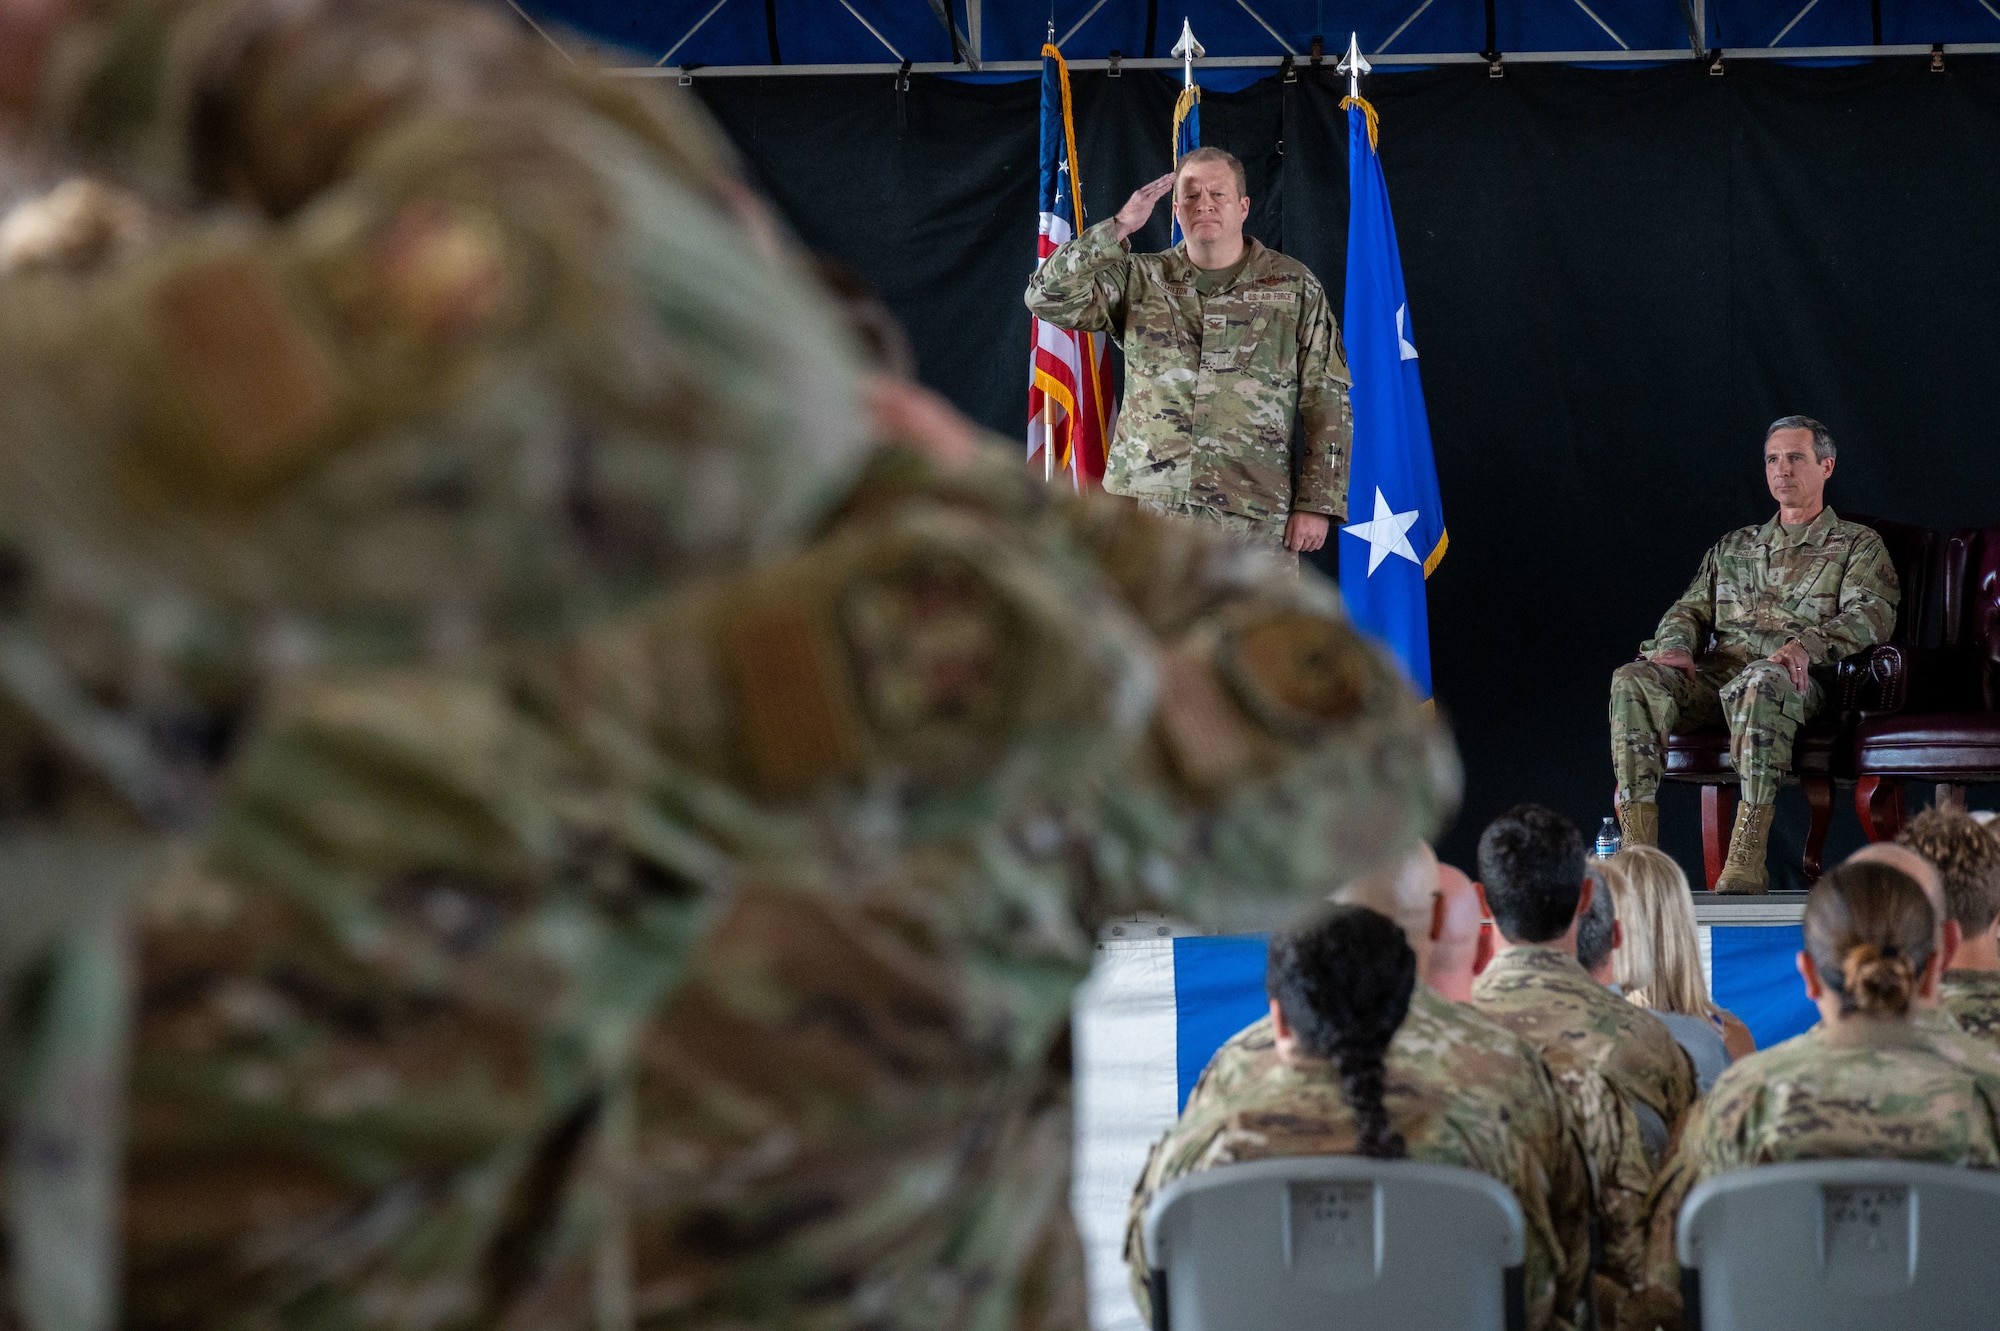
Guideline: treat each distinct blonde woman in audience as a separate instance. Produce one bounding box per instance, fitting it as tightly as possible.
[1642,860,2000,1299]
[1609,846,1756,1067]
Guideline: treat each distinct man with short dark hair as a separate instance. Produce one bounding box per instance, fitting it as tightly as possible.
[1473,807,1696,1127]
[1610,417,1899,892]
[1024,145,1351,561]
[1470,805,1697,1324]
[1896,808,2000,1039]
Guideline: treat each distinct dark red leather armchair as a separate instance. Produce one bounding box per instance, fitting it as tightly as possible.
[1659,514,1939,886]
[1849,525,1999,839]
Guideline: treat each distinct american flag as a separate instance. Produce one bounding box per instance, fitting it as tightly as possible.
[1028,42,1111,490]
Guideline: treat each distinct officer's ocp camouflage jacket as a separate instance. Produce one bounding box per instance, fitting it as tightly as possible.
[1943,970,2000,1042]
[1642,507,1899,669]
[1470,945,1698,1303]
[1125,988,1591,1331]
[0,0,1456,1322]
[1023,219,1352,524]
[1472,946,1698,1132]
[1642,1019,2000,1295]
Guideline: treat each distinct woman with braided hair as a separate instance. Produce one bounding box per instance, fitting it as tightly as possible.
[1263,905,1417,1159]
[1126,903,1589,1329]
[1641,859,2000,1305]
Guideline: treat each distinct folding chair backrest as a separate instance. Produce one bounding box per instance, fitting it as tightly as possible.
[1141,1156,1526,1331]
[1677,1159,2000,1331]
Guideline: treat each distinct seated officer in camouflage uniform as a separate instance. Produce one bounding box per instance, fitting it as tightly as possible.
[1137,843,1592,1331]
[1643,859,2000,1313]
[1610,416,1898,893]
[1895,808,2000,1042]
[1470,805,1695,1326]
[1022,147,1351,561]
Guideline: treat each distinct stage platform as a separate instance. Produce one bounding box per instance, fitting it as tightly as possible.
[1692,890,1809,925]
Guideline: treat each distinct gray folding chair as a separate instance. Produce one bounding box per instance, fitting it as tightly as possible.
[1678,1159,2000,1331]
[1140,1157,1526,1331]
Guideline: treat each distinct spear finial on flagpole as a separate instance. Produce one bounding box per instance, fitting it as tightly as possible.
[1336,31,1368,99]
[1170,18,1203,88]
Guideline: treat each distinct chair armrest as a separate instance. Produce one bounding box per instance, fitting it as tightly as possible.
[1838,644,1983,721]
[1837,645,1907,720]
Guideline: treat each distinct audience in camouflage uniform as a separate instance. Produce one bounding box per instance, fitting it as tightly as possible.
[1898,806,2000,1042]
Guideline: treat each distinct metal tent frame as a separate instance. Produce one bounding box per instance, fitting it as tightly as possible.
[601,43,2000,80]
[517,0,2000,81]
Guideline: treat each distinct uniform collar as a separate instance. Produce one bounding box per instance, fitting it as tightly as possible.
[1484,942,1593,984]
[1167,236,1267,289]
[1816,1014,1930,1051]
[1757,505,1839,550]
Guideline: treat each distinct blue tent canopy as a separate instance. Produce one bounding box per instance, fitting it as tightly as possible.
[524,0,2000,75]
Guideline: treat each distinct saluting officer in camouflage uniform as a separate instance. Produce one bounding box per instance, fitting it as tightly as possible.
[1022,147,1352,560]
[1610,416,1899,893]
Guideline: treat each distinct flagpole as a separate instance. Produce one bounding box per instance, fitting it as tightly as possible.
[1338,30,1370,100]
[1172,17,1201,89]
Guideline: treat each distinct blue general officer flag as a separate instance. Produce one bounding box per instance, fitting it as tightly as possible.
[1337,97,1446,700]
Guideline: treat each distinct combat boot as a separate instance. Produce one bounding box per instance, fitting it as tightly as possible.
[1714,800,1775,895]
[1618,799,1658,849]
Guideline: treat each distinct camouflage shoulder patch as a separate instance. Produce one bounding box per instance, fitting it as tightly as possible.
[1155,644,1259,794]
[719,598,867,799]
[372,200,517,341]
[143,252,343,501]
[840,555,1024,782]
[1222,611,1369,738]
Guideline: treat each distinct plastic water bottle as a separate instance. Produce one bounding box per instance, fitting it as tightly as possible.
[1595,817,1621,858]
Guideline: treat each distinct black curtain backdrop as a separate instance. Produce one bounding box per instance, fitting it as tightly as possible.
[698,59,2000,881]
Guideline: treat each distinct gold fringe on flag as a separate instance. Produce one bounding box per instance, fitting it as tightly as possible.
[1171,83,1201,164]
[1423,530,1448,578]
[1338,93,1380,152]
